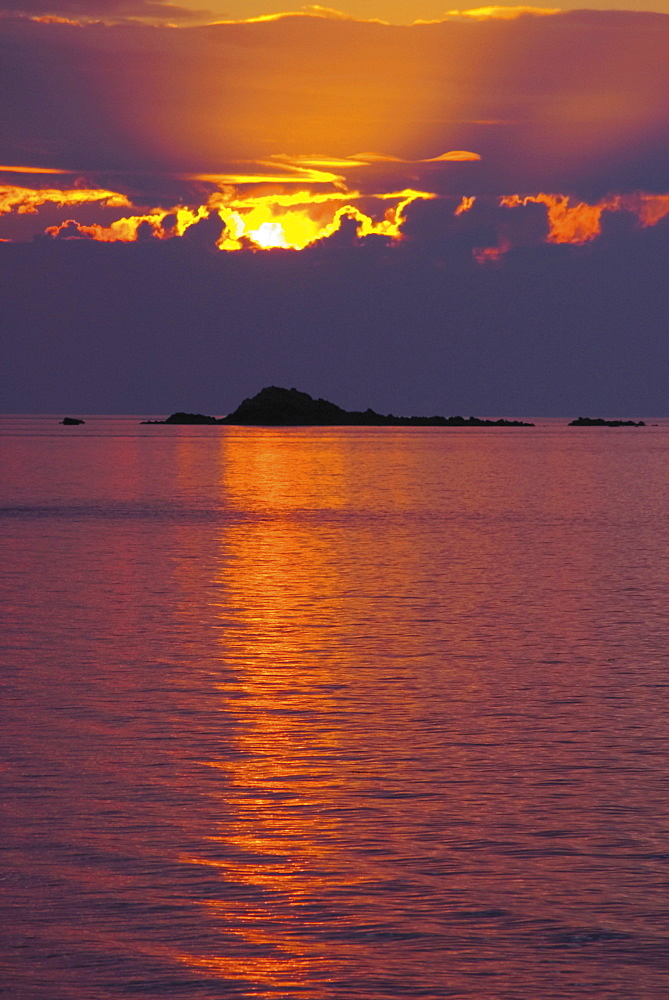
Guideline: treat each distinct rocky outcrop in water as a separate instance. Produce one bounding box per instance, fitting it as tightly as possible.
[62,417,85,425]
[569,417,645,427]
[142,387,534,426]
[219,386,534,426]
[142,412,218,425]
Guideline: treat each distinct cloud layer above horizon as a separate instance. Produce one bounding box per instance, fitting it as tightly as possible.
[1,9,669,253]
[2,7,669,415]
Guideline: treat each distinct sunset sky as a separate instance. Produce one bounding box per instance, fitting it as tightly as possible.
[2,1,669,415]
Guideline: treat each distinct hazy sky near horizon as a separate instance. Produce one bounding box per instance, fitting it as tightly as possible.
[2,3,669,415]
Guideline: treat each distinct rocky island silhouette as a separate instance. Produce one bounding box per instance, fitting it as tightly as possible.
[568,417,646,427]
[142,387,535,427]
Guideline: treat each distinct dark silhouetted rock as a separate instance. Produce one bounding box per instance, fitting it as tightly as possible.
[220,386,534,426]
[142,411,219,424]
[141,389,534,427]
[221,386,351,425]
[569,417,645,427]
[62,417,85,425]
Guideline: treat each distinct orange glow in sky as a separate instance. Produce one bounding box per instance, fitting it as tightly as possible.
[3,175,669,253]
[214,189,435,249]
[29,185,436,250]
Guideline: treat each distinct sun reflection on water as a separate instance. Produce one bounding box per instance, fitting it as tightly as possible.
[160,426,669,998]
[171,429,462,992]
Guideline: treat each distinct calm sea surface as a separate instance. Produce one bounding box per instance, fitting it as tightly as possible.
[2,417,669,1000]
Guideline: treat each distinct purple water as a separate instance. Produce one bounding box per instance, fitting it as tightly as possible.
[2,417,669,999]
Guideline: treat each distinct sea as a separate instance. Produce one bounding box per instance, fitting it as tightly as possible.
[2,415,669,1000]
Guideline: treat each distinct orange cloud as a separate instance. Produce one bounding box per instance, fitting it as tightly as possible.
[44,205,209,242]
[439,7,561,20]
[0,165,72,175]
[455,195,476,215]
[212,188,435,250]
[4,168,669,256]
[212,8,388,25]
[0,185,131,216]
[424,152,482,162]
[622,193,669,228]
[500,193,609,243]
[45,217,161,241]
[30,181,435,251]
[30,15,84,25]
[500,193,669,244]
[188,163,347,187]
[187,151,482,194]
